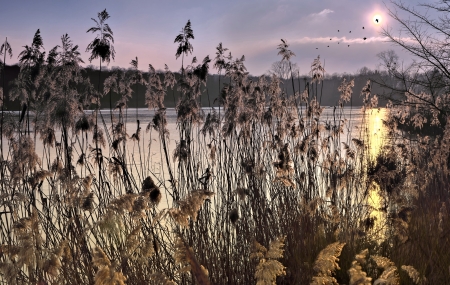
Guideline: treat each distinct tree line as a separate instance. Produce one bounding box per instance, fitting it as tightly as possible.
[0,63,399,111]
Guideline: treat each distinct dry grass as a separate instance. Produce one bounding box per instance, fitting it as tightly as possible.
[0,22,449,285]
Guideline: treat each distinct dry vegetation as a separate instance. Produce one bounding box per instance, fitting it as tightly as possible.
[0,4,450,284]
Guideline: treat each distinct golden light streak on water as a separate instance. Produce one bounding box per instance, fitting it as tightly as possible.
[366,108,387,241]
[367,108,386,160]
[367,181,386,241]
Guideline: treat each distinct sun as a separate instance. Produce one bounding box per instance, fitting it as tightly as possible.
[373,14,382,24]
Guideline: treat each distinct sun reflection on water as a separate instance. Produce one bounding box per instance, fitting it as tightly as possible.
[366,108,387,241]
[367,108,386,159]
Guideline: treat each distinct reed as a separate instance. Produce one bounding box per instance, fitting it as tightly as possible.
[0,15,448,285]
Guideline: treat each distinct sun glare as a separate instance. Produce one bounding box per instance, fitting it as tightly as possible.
[373,14,382,24]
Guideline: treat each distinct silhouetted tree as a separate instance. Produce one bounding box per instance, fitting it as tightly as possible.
[376,0,450,129]
[269,60,300,80]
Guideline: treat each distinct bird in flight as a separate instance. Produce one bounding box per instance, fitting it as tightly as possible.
[348,45,350,47]
[338,30,339,32]
[375,19,379,23]
[363,27,365,29]
[363,37,367,40]
[349,31,351,33]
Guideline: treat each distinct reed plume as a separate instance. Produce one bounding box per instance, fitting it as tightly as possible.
[174,236,211,285]
[372,255,399,285]
[93,247,127,285]
[251,236,286,285]
[401,265,425,284]
[310,242,345,285]
[169,189,214,227]
[348,249,372,285]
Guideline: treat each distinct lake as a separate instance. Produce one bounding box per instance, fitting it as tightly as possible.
[0,105,390,285]
[1,106,388,199]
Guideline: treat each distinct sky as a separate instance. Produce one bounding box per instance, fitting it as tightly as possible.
[0,0,437,76]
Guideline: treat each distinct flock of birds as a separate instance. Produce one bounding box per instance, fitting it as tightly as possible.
[316,24,374,50]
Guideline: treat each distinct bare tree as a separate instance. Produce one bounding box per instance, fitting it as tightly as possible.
[269,60,299,80]
[382,1,450,81]
[375,0,450,128]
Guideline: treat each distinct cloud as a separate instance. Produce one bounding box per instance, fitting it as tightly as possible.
[287,36,402,44]
[310,9,334,17]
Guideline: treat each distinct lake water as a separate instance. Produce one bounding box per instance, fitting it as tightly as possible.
[1,106,387,158]
[1,106,388,196]
[1,106,388,197]
[95,106,387,157]
[0,106,388,240]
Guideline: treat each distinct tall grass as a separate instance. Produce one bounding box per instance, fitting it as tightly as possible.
[0,21,448,285]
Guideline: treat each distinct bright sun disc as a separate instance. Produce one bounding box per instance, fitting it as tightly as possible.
[373,14,382,24]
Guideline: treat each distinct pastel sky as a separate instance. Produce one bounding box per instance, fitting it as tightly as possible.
[0,0,433,75]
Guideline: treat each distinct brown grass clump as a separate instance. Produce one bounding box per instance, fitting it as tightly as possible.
[92,126,106,148]
[27,170,51,188]
[401,265,426,284]
[348,249,372,285]
[142,176,161,206]
[310,242,345,285]
[173,139,189,162]
[42,240,68,280]
[174,236,211,285]
[371,255,399,285]
[273,143,295,187]
[108,193,138,213]
[169,189,214,227]
[0,261,19,285]
[250,236,286,285]
[93,247,127,285]
[2,14,450,284]
[9,136,40,182]
[12,212,42,268]
[149,272,177,285]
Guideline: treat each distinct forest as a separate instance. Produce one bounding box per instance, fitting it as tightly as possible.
[0,63,394,110]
